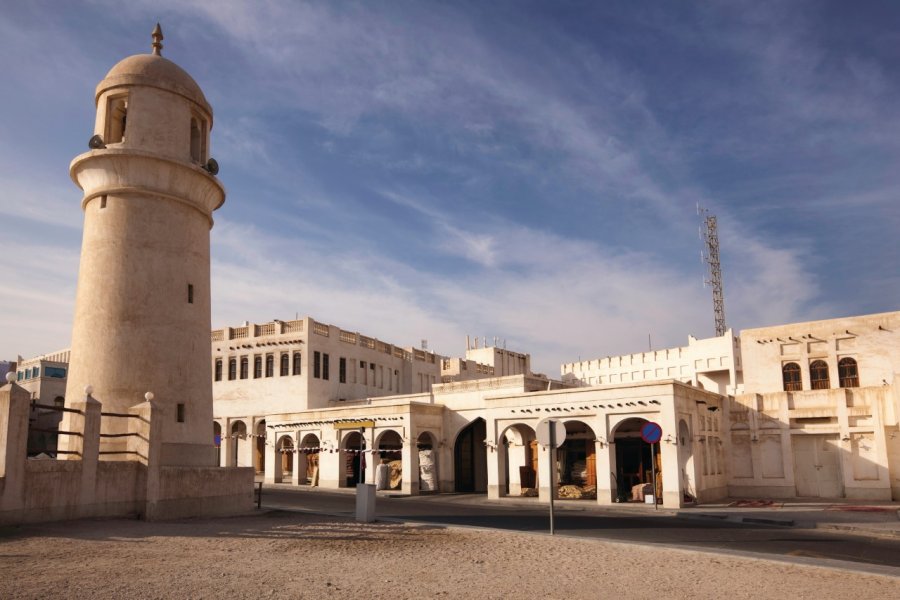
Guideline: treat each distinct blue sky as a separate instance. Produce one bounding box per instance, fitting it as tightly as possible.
[1,1,898,375]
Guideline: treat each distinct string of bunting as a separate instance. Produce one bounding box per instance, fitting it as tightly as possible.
[268,416,404,430]
[278,448,403,455]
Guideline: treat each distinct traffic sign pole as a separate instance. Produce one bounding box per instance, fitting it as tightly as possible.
[651,442,658,511]
[640,422,663,511]
[549,421,555,535]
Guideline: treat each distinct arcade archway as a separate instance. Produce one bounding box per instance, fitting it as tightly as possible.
[556,420,597,499]
[454,418,487,493]
[341,431,367,487]
[499,424,537,497]
[298,433,321,486]
[375,430,403,490]
[417,431,439,492]
[276,435,294,482]
[213,422,222,466]
[255,419,266,473]
[611,417,660,503]
[231,420,248,467]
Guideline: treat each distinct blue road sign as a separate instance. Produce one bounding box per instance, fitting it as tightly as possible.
[640,421,662,444]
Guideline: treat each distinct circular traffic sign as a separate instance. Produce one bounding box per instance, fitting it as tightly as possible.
[536,419,567,446]
[640,421,662,444]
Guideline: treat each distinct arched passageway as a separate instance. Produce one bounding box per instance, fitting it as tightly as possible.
[231,421,248,467]
[678,419,696,502]
[557,421,597,499]
[500,424,537,497]
[375,430,403,490]
[341,431,367,487]
[276,435,294,482]
[298,434,321,486]
[417,432,439,492]
[213,422,222,466]
[255,419,266,473]
[454,418,487,493]
[612,417,660,503]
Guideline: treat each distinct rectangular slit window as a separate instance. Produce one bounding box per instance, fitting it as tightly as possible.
[176,403,185,423]
[106,95,128,143]
[100,195,107,209]
[188,284,194,304]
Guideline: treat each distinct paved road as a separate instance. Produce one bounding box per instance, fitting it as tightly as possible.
[262,487,900,574]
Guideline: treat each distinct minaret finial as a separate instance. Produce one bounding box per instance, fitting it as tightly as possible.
[151,23,164,56]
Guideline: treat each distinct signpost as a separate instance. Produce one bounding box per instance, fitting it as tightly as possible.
[536,419,566,534]
[640,421,663,511]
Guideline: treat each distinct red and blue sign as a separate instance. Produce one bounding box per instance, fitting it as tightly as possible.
[640,421,663,444]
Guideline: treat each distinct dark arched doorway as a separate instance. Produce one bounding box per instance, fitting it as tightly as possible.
[341,431,367,487]
[454,418,487,493]
[612,417,660,503]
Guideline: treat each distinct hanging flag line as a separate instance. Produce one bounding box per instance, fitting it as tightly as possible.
[267,416,404,430]
[278,448,403,455]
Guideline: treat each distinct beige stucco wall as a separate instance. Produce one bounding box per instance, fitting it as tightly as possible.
[561,330,741,395]
[740,311,900,395]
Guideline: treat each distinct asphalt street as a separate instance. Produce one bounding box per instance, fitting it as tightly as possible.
[261,487,900,575]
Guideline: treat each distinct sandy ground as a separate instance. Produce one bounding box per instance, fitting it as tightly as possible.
[0,511,897,599]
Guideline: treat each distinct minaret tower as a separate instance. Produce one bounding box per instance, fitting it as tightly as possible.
[61,25,225,466]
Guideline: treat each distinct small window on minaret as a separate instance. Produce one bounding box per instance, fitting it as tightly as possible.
[100,195,107,209]
[106,94,128,144]
[188,284,194,304]
[190,118,201,163]
[176,403,185,423]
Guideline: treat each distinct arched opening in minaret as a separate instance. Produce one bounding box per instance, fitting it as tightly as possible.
[106,94,128,143]
[190,115,208,164]
[190,118,201,163]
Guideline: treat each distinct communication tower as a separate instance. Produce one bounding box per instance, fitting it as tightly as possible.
[699,205,727,337]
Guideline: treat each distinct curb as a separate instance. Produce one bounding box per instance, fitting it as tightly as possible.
[815,522,900,540]
[676,512,794,527]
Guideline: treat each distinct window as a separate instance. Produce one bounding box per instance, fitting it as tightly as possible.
[25,368,31,379]
[46,366,66,378]
[240,357,249,380]
[838,357,859,388]
[187,283,194,304]
[254,356,262,379]
[214,359,222,382]
[100,195,107,209]
[177,403,185,423]
[314,351,321,379]
[53,396,65,408]
[106,94,128,143]
[265,354,274,378]
[339,357,347,383]
[190,118,201,163]
[33,367,40,378]
[323,353,330,380]
[228,358,237,380]
[293,352,302,375]
[16,371,22,381]
[809,360,830,390]
[189,115,208,164]
[782,362,801,391]
[280,354,289,376]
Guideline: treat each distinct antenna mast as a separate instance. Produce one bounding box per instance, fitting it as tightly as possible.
[698,204,727,336]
